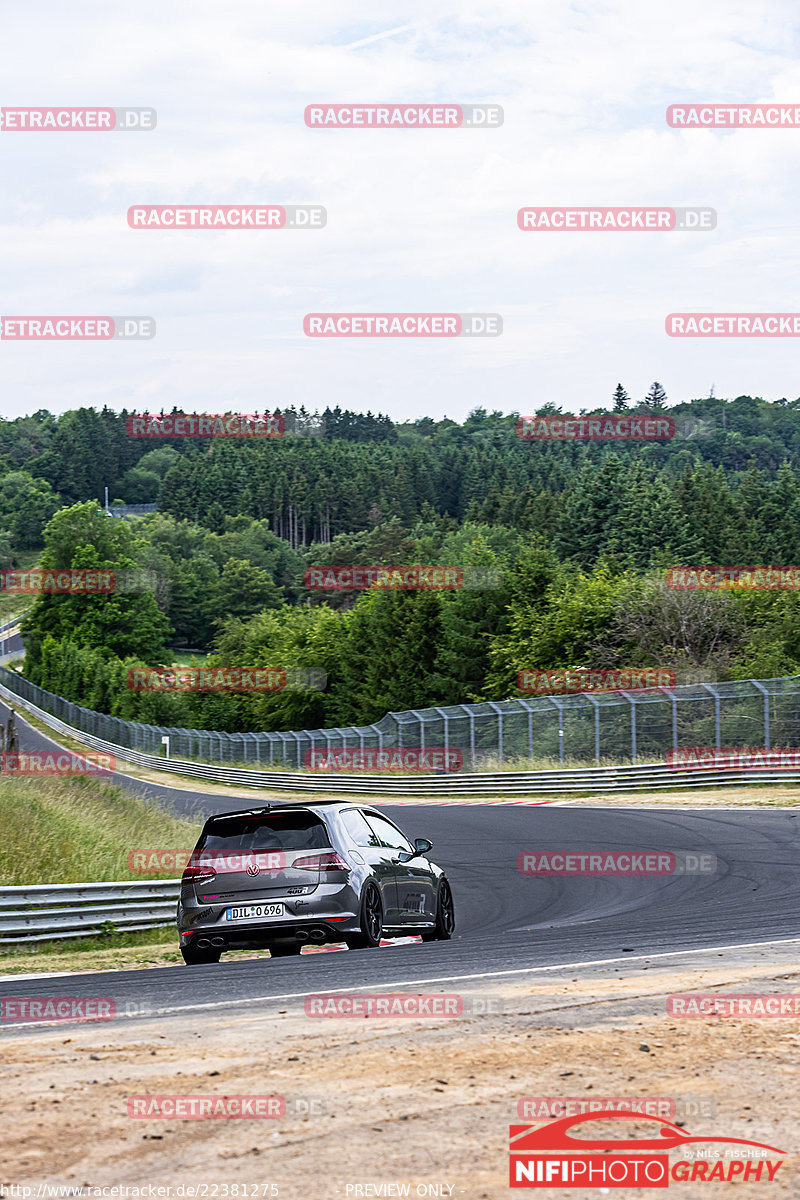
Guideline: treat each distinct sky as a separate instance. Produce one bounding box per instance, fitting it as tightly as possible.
[2,0,800,421]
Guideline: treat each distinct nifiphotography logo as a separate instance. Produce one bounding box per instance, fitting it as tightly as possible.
[508,1111,785,1187]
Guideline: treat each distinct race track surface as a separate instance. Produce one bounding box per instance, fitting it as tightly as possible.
[2,697,800,1022]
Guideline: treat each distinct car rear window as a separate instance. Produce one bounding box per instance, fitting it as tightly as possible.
[198,812,329,852]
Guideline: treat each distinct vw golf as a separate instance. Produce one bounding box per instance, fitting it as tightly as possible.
[177,801,455,963]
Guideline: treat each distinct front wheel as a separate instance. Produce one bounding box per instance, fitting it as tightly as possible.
[345,881,384,949]
[421,879,455,942]
[181,943,221,964]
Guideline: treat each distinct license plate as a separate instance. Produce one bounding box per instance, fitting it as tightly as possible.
[225,903,284,921]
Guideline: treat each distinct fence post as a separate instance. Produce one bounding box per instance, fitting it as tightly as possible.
[619,691,637,762]
[752,680,770,749]
[408,710,425,751]
[545,697,564,762]
[518,698,534,760]
[584,694,600,764]
[486,702,504,763]
[457,706,476,769]
[433,707,449,760]
[700,683,721,749]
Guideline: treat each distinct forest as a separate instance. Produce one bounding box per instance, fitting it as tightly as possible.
[4,392,800,732]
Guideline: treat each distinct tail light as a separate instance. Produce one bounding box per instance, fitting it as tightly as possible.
[182,865,217,886]
[293,852,350,872]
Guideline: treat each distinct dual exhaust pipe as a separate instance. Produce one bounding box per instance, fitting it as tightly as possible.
[195,928,328,948]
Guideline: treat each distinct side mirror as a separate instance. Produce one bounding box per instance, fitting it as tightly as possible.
[396,837,434,863]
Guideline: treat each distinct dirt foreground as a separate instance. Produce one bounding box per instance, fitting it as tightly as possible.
[1,945,798,1198]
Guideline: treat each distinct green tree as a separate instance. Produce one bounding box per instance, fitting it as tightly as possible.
[612,384,630,412]
[216,558,283,621]
[642,382,668,410]
[0,471,60,548]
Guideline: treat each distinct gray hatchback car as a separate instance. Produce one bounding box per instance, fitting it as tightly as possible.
[177,801,455,963]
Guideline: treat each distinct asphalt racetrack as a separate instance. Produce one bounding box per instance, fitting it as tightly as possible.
[2,695,800,1022]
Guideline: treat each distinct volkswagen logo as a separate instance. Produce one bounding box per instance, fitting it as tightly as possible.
[246,860,260,877]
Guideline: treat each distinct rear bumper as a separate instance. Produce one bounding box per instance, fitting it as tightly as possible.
[180,915,357,950]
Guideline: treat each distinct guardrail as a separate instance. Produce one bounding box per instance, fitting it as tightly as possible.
[0,879,180,944]
[1,674,799,796]
[0,611,28,636]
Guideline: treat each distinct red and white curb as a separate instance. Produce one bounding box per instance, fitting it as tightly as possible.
[300,936,422,954]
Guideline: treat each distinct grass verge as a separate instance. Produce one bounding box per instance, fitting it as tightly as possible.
[0,772,202,885]
[0,927,282,975]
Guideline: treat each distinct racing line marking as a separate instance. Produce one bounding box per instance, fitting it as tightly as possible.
[2,936,800,1029]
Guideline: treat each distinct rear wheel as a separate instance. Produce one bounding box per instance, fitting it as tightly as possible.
[421,879,455,942]
[345,881,383,949]
[270,942,303,957]
[181,943,221,964]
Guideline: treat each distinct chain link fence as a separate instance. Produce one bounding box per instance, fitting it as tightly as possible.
[1,668,799,769]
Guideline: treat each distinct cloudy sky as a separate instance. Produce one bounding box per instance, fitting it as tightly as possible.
[2,0,800,422]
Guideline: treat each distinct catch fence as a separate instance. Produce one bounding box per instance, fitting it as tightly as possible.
[0,668,797,769]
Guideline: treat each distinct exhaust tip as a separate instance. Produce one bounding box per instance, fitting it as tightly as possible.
[295,929,310,942]
[210,937,225,948]
[196,938,210,948]
[309,928,327,942]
